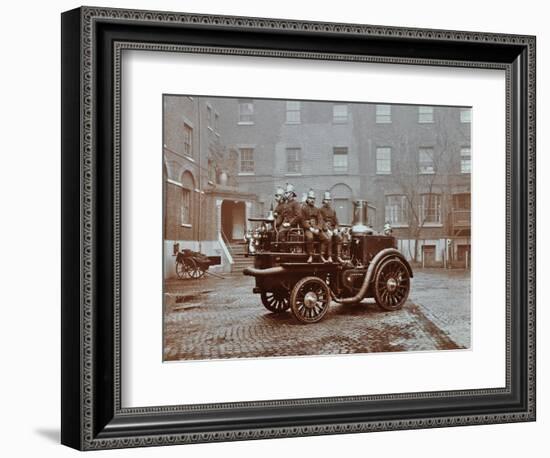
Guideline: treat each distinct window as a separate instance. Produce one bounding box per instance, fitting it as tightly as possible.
[375,104,391,123]
[419,194,441,224]
[418,106,434,123]
[333,104,348,123]
[376,147,392,174]
[207,158,216,183]
[453,193,471,210]
[460,147,471,173]
[214,112,219,132]
[181,188,191,225]
[238,100,254,124]
[286,101,301,124]
[418,147,435,174]
[385,195,408,225]
[460,108,471,123]
[333,147,348,173]
[239,148,255,173]
[286,147,301,173]
[183,123,193,157]
[206,105,213,128]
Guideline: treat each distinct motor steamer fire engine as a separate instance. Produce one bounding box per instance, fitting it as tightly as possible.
[243,200,413,324]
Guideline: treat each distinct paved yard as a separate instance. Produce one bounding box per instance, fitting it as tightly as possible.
[163,268,470,361]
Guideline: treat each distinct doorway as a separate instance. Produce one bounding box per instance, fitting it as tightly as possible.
[221,200,246,241]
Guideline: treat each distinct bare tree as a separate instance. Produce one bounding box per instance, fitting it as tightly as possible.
[390,109,463,262]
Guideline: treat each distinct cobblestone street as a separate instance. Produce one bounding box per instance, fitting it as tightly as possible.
[163,269,470,361]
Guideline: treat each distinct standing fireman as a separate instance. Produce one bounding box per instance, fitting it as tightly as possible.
[319,191,344,263]
[301,189,329,263]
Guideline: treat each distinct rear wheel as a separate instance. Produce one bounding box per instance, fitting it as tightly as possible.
[290,276,331,324]
[373,257,410,311]
[260,290,290,313]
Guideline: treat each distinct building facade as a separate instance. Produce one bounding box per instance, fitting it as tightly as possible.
[163,95,472,277]
[163,96,257,277]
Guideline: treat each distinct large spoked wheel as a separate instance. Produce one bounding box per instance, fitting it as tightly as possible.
[290,276,331,324]
[188,259,206,279]
[374,257,411,311]
[260,290,290,313]
[175,259,191,279]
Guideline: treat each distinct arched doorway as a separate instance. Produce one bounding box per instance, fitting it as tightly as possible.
[221,200,246,241]
[330,183,353,225]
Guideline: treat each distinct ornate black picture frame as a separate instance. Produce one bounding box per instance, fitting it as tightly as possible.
[61,6,536,450]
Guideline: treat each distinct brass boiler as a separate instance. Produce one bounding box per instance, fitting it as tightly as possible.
[351,200,374,266]
[351,200,373,235]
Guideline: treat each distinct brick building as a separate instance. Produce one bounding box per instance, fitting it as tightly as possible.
[163,96,257,277]
[163,95,471,277]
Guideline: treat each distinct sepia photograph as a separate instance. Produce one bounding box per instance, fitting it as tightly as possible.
[162,95,472,362]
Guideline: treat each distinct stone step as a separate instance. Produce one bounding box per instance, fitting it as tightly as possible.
[232,261,252,265]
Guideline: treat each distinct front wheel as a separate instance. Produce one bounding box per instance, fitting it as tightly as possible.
[290,276,331,324]
[373,257,411,311]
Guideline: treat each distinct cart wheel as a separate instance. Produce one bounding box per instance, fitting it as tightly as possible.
[290,276,331,324]
[188,259,203,279]
[175,260,191,279]
[373,257,410,311]
[260,290,290,313]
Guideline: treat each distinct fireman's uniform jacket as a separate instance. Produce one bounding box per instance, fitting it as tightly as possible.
[300,204,329,256]
[320,205,342,258]
[276,200,301,228]
[273,201,286,222]
[319,206,339,230]
[276,199,302,242]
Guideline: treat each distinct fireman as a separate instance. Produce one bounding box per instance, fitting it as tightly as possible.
[273,186,286,221]
[276,183,301,241]
[301,189,330,263]
[319,191,344,263]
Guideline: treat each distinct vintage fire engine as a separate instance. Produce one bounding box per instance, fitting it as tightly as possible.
[243,200,413,324]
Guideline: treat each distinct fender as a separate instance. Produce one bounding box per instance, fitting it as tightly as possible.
[377,249,414,279]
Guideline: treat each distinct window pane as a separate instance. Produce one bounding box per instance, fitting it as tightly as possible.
[286,148,301,173]
[238,101,254,123]
[239,148,255,173]
[376,147,391,174]
[453,193,471,210]
[461,147,471,173]
[418,106,434,123]
[376,104,391,123]
[420,194,441,224]
[333,147,348,172]
[419,147,435,173]
[286,101,300,110]
[183,124,193,157]
[385,195,408,225]
[286,101,301,123]
[207,106,212,126]
[181,189,191,224]
[333,104,348,122]
[460,108,471,123]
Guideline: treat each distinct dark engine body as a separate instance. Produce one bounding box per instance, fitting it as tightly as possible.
[248,230,400,299]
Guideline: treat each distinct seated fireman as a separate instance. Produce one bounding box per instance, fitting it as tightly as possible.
[276,183,301,241]
[301,189,330,263]
[273,185,286,221]
[319,191,344,263]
